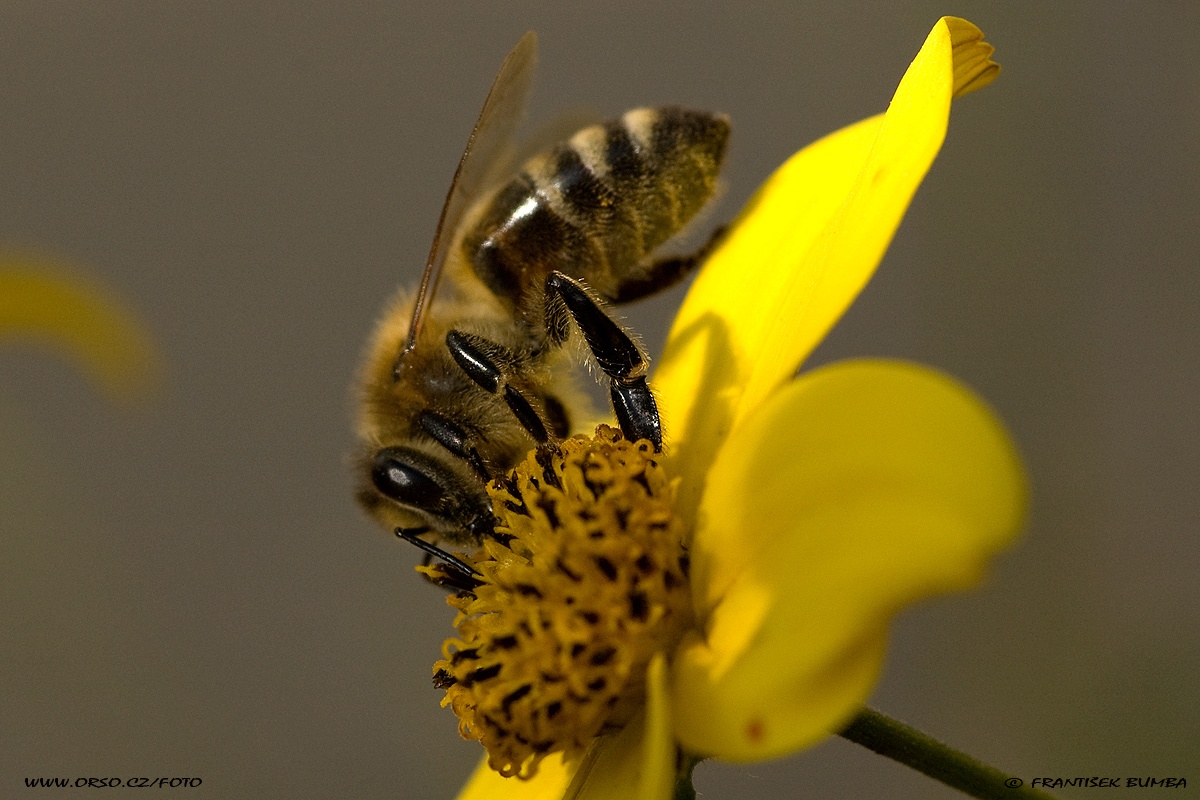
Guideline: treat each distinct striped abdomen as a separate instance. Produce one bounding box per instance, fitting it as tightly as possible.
[461,107,730,312]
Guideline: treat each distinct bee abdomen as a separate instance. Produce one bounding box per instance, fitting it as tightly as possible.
[464,107,729,307]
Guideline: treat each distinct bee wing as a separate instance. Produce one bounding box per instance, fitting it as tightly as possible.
[509,107,602,169]
[404,31,538,353]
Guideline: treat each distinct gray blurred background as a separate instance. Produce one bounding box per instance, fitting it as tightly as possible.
[2,2,1197,798]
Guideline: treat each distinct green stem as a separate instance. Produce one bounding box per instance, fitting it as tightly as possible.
[672,752,701,800]
[838,707,1056,800]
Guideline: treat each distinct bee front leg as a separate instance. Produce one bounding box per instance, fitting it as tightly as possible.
[445,330,551,444]
[395,526,483,593]
[543,271,662,450]
[415,410,492,481]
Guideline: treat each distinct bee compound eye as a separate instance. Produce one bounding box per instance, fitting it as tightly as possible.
[371,449,446,508]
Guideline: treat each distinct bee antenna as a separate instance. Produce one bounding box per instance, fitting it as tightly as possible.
[394,527,481,578]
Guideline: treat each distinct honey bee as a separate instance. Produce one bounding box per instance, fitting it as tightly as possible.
[354,32,729,551]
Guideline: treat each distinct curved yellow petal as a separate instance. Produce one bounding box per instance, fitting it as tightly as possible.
[0,257,162,404]
[672,625,887,763]
[653,17,999,516]
[671,359,1026,761]
[455,752,579,800]
[567,654,673,800]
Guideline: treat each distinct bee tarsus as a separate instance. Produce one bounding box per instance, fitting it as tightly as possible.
[609,377,662,451]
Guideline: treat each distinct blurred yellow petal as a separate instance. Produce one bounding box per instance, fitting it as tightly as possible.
[654,17,999,516]
[0,256,162,404]
[671,359,1026,761]
[568,654,673,800]
[456,752,579,800]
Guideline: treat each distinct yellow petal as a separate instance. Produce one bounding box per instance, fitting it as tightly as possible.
[455,752,579,800]
[567,654,673,800]
[653,17,999,515]
[0,257,162,404]
[671,359,1026,761]
[672,626,887,763]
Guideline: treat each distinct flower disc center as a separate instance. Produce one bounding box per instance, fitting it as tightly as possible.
[428,426,692,779]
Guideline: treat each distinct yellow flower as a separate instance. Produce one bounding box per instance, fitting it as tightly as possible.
[452,17,1024,799]
[0,254,161,404]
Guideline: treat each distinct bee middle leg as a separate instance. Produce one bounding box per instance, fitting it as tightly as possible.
[444,329,552,444]
[544,271,662,450]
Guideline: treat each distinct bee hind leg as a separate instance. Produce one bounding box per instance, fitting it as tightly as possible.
[609,224,728,304]
[609,377,661,451]
[544,271,662,450]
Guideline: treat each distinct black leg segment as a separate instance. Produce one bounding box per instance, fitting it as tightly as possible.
[543,271,663,450]
[503,385,550,443]
[611,377,662,450]
[395,526,480,577]
[417,410,491,480]
[446,328,551,444]
[541,393,571,439]
[545,271,647,380]
[395,526,484,593]
[446,330,503,393]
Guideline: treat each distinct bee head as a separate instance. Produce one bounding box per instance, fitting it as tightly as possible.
[360,445,494,545]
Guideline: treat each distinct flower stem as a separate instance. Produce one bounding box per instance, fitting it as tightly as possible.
[838,707,1056,799]
[672,752,701,800]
